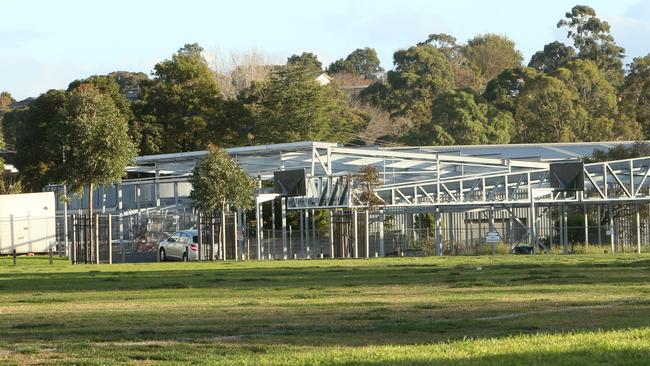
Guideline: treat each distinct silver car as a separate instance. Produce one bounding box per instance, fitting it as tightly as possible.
[159,230,199,261]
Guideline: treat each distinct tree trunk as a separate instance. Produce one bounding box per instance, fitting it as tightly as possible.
[87,183,93,263]
[221,201,226,260]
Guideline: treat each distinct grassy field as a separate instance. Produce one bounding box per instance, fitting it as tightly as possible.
[2,254,650,365]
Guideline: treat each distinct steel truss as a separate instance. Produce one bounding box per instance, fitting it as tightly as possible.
[45,141,650,259]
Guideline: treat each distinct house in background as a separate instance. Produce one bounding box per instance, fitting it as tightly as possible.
[314,73,332,86]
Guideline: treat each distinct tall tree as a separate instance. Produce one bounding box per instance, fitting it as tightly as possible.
[68,75,141,150]
[513,74,584,143]
[286,52,322,74]
[136,43,229,154]
[420,33,483,92]
[1,91,17,147]
[557,5,625,86]
[553,59,639,140]
[528,41,576,73]
[403,91,512,145]
[462,34,523,88]
[189,144,255,258]
[56,84,137,256]
[251,65,368,144]
[361,44,455,124]
[13,90,67,191]
[327,48,383,79]
[620,54,650,138]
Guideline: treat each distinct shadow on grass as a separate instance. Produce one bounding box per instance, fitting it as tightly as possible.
[4,257,650,350]
[2,257,650,293]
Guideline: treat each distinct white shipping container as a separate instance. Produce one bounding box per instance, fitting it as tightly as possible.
[0,192,56,254]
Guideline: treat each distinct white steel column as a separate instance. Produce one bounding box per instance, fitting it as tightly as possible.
[173,182,179,231]
[329,211,334,258]
[489,206,495,255]
[562,203,569,254]
[364,210,370,258]
[234,210,239,260]
[609,202,615,254]
[281,198,288,259]
[63,185,69,257]
[636,203,642,254]
[434,207,442,256]
[583,204,589,248]
[154,166,160,207]
[529,193,537,253]
[118,184,124,263]
[256,199,262,260]
[271,199,276,257]
[353,209,358,258]
[311,208,316,257]
[379,209,385,257]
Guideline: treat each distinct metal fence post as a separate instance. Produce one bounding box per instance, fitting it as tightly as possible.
[95,214,100,264]
[108,215,112,264]
[71,215,76,264]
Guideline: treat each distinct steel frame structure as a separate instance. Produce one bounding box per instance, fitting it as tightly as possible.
[46,140,650,259]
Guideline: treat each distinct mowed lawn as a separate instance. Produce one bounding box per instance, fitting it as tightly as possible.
[3,255,650,365]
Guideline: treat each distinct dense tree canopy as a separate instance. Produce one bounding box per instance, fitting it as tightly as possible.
[68,75,141,146]
[56,84,137,195]
[553,60,638,141]
[404,91,512,145]
[12,90,67,191]
[107,71,148,95]
[528,41,576,73]
[361,44,455,124]
[513,74,581,143]
[420,33,483,92]
[462,34,523,89]
[135,43,230,154]
[286,52,322,74]
[1,91,17,146]
[483,67,537,112]
[189,144,255,214]
[251,65,368,144]
[620,54,650,138]
[327,48,383,79]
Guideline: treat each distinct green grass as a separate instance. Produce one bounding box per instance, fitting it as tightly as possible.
[3,254,650,365]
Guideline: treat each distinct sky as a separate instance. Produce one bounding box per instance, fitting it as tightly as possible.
[3,0,650,100]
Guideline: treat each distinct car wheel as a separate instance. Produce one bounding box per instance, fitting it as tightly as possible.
[159,248,167,262]
[182,251,188,262]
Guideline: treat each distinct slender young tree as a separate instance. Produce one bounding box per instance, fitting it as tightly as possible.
[189,144,255,258]
[57,84,137,259]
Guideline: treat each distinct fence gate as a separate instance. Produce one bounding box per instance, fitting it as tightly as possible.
[70,214,111,264]
[197,213,239,260]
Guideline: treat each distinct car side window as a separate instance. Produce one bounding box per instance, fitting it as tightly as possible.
[192,235,198,244]
[179,233,190,244]
[168,234,180,243]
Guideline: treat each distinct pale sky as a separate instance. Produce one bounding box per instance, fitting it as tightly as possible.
[3,0,650,100]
